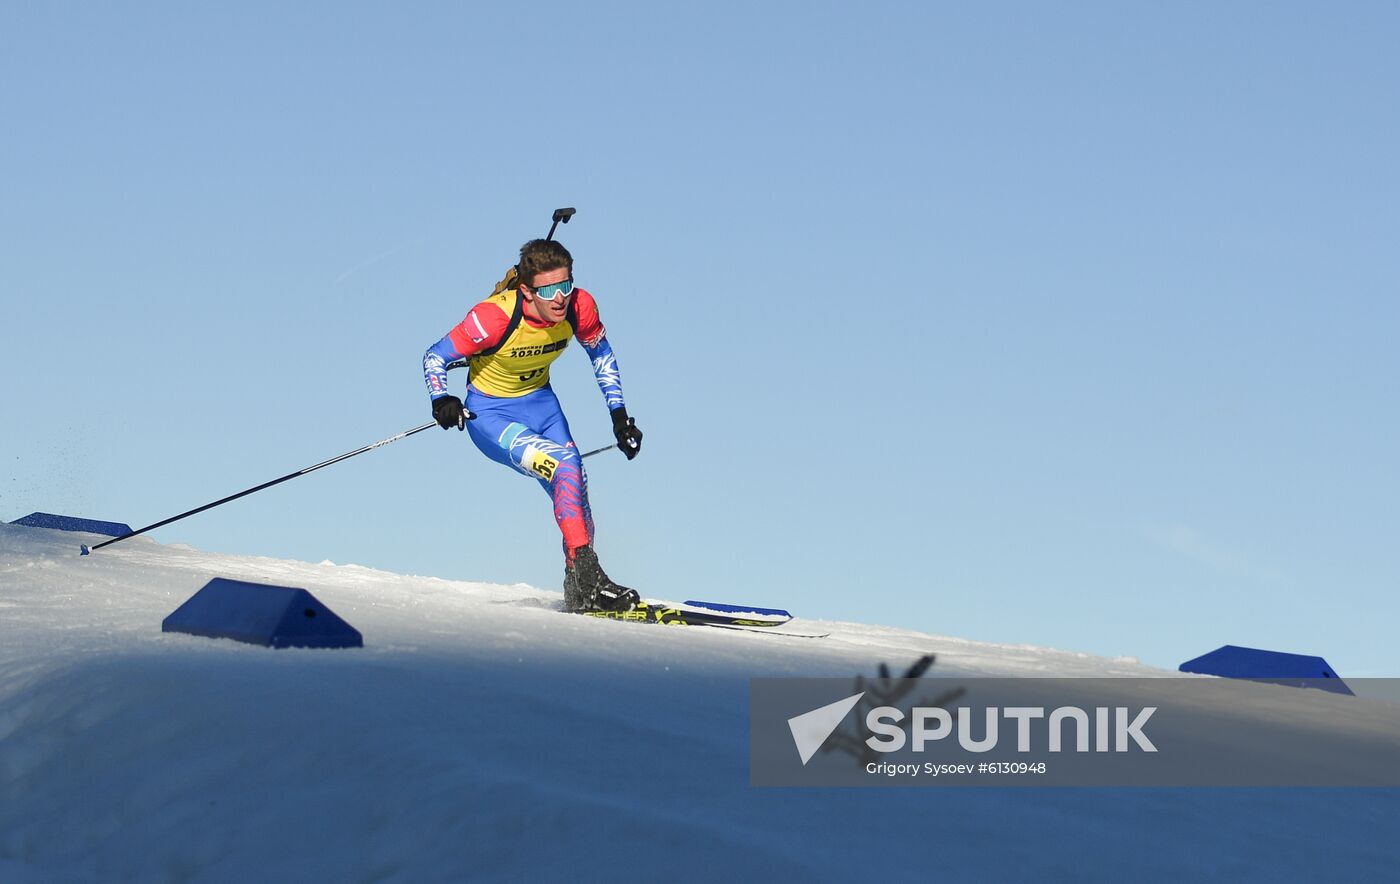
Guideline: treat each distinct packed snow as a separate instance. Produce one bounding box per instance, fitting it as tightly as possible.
[1,521,1397,882]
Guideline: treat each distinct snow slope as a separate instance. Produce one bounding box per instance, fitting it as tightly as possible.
[1,521,1397,883]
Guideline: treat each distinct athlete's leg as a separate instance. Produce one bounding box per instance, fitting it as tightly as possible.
[465,386,630,610]
[529,401,596,553]
[466,386,592,552]
[527,393,596,552]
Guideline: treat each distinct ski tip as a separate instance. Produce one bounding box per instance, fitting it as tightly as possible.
[683,600,792,619]
[79,544,90,556]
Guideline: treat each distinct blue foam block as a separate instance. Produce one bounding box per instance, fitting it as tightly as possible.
[12,512,133,537]
[163,578,363,649]
[1179,645,1352,695]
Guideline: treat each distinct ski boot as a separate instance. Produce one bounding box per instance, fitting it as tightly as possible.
[562,565,586,613]
[564,545,640,613]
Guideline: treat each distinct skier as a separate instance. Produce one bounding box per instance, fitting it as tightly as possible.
[423,238,644,613]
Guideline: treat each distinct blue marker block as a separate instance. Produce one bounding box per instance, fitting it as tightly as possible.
[13,512,133,537]
[1179,645,1352,695]
[163,578,363,649]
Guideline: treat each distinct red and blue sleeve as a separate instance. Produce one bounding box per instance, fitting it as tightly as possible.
[423,301,511,400]
[572,289,626,412]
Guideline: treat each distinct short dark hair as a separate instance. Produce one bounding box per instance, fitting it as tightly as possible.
[517,239,573,288]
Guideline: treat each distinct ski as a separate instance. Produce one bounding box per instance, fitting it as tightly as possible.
[581,601,823,636]
[582,602,786,627]
[699,622,831,639]
[683,600,792,619]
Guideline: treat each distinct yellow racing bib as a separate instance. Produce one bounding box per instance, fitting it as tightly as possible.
[468,289,574,397]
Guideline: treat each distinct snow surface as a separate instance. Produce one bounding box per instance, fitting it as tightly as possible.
[1,521,1397,883]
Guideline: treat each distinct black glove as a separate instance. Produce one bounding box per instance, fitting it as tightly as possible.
[611,407,642,460]
[432,396,473,431]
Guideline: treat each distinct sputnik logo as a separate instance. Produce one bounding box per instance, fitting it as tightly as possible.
[787,692,865,765]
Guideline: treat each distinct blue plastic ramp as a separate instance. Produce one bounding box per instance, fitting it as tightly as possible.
[1179,645,1352,695]
[12,512,133,537]
[163,578,363,649]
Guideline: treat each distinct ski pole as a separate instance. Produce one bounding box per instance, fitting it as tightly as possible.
[80,421,438,556]
[579,443,617,460]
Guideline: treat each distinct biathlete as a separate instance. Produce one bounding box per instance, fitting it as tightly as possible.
[423,238,644,612]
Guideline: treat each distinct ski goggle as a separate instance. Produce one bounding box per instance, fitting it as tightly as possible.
[530,278,575,301]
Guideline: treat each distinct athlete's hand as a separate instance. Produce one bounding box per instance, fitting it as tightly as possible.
[432,396,473,431]
[611,407,642,460]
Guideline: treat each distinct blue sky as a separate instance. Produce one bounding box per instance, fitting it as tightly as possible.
[2,2,1396,674]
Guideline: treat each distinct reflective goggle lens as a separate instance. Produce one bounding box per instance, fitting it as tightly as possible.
[533,278,575,301]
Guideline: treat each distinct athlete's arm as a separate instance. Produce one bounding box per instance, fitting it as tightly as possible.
[423,301,511,399]
[572,289,626,411]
